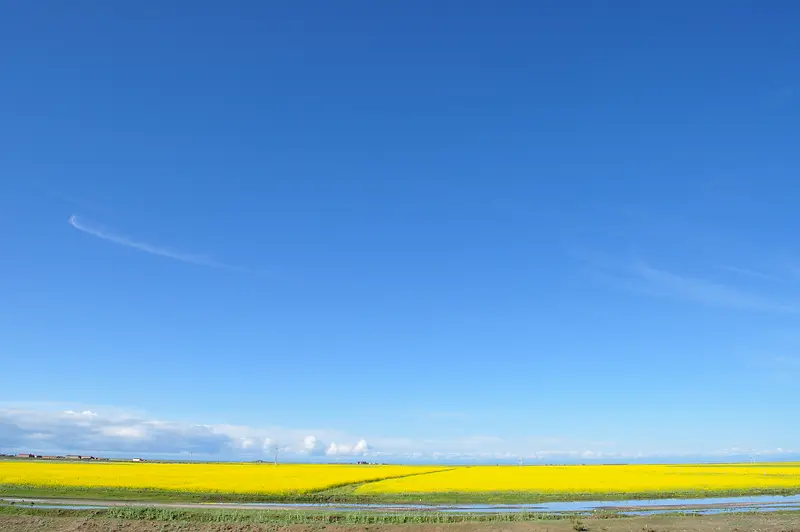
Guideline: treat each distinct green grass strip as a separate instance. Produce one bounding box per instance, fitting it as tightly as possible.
[0,505,567,524]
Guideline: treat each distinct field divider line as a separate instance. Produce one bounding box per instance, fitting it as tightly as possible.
[307,468,460,495]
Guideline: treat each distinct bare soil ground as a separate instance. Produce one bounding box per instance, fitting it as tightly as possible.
[3,514,800,532]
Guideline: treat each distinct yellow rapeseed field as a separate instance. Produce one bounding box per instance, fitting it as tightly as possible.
[0,462,444,494]
[356,463,800,496]
[3,461,800,497]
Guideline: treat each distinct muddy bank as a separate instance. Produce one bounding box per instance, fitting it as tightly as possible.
[3,513,800,532]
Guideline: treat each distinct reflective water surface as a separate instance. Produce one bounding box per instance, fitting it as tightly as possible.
[3,494,800,515]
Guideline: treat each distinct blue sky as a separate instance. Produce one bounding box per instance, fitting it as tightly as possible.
[1,1,799,462]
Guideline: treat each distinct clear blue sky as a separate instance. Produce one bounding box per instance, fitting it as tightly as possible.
[1,1,798,462]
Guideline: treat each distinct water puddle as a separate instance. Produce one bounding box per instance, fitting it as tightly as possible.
[9,504,109,510]
[3,494,800,515]
[221,494,800,514]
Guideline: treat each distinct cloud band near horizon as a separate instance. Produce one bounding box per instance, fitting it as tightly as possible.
[0,404,795,463]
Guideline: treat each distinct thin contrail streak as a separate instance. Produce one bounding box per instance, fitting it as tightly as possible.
[68,215,257,274]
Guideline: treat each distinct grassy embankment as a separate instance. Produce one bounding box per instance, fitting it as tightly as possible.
[0,504,568,524]
[4,504,800,531]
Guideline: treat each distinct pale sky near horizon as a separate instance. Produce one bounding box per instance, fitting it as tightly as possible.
[1,1,799,463]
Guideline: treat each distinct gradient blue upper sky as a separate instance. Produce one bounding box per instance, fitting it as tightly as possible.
[1,1,799,462]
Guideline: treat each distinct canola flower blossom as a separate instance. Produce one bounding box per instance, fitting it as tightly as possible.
[0,462,445,494]
[356,463,800,495]
[2,461,800,497]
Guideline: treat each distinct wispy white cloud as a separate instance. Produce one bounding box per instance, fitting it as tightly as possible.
[68,215,261,274]
[716,265,785,283]
[631,262,796,312]
[595,258,799,313]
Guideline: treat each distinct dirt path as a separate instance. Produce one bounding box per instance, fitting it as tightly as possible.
[3,513,800,531]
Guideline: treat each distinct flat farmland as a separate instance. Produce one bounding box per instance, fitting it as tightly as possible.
[2,461,800,503]
[0,461,446,499]
[357,463,800,501]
